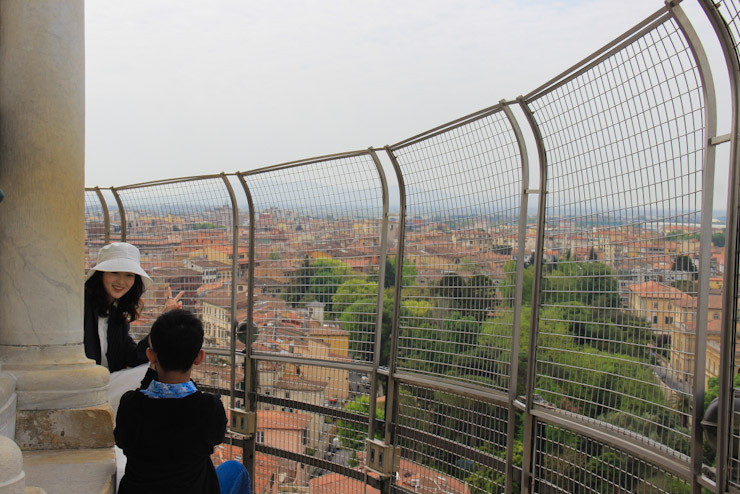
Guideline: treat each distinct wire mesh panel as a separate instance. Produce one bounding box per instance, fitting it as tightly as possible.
[533,422,690,493]
[84,189,109,267]
[523,10,707,460]
[105,178,237,350]
[242,153,386,492]
[242,154,386,365]
[714,0,740,64]
[84,188,124,259]
[387,107,525,391]
[254,362,374,491]
[394,383,511,494]
[699,0,740,488]
[258,362,367,454]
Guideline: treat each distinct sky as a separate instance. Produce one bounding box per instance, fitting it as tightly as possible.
[84,0,731,205]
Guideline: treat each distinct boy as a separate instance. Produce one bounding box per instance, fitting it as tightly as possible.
[115,309,227,494]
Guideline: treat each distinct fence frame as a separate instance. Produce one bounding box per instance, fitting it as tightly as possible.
[81,1,740,492]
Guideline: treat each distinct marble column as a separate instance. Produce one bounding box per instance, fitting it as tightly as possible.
[0,0,113,449]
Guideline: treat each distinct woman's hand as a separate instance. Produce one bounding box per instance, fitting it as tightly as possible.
[163,286,184,312]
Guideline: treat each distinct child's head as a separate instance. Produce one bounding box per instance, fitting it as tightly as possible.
[149,309,204,373]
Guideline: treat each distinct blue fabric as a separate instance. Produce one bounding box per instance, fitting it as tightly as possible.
[216,460,250,494]
[140,379,197,399]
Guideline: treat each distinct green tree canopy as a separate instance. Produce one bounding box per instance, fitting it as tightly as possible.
[306,257,353,313]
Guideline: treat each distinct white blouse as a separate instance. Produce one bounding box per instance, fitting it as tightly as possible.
[97,316,109,369]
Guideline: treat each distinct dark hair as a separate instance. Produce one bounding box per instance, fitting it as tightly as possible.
[149,309,204,373]
[85,271,144,322]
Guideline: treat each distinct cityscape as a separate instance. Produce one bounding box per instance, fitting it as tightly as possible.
[85,199,731,493]
[6,2,740,493]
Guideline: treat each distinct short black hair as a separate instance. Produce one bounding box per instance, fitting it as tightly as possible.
[149,309,204,373]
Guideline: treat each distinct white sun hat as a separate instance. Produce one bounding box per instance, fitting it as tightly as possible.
[85,242,153,291]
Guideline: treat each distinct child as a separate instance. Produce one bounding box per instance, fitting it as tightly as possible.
[115,309,247,494]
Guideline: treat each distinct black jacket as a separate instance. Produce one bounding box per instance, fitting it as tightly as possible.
[83,291,149,372]
[115,375,226,494]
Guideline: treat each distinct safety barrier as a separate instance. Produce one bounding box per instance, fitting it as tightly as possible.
[85,1,740,492]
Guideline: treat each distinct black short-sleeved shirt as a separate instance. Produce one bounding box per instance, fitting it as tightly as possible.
[114,383,227,494]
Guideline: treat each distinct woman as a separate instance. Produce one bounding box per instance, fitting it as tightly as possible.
[83,242,182,406]
[85,242,185,488]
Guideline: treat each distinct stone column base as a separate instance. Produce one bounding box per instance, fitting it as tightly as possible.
[0,346,110,411]
[0,434,25,494]
[15,405,113,450]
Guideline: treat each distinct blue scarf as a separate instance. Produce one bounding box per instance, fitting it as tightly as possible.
[141,379,197,399]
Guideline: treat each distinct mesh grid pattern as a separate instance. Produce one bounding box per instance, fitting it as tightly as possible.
[707,0,740,487]
[84,190,107,267]
[396,384,510,494]
[242,154,385,365]
[256,361,369,459]
[388,110,523,390]
[526,16,704,456]
[533,422,690,493]
[715,0,740,66]
[104,179,236,345]
[77,4,740,492]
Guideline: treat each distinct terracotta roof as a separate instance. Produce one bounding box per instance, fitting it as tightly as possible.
[275,376,327,392]
[257,410,311,430]
[309,473,380,493]
[625,281,695,306]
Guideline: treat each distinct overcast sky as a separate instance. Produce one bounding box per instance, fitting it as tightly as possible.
[84,0,729,202]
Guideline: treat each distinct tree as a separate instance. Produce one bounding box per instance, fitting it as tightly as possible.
[671,255,696,272]
[500,261,534,307]
[704,374,740,410]
[385,256,417,289]
[306,257,352,313]
[466,442,522,494]
[384,258,395,288]
[712,231,726,248]
[331,278,377,315]
[671,255,698,281]
[435,272,465,311]
[284,256,311,305]
[544,261,621,308]
[339,294,394,365]
[337,395,384,453]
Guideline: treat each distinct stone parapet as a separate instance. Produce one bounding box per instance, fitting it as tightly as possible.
[23,448,114,494]
[15,405,114,451]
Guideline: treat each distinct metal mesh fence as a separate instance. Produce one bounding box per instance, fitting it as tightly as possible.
[700,0,740,488]
[78,2,740,493]
[241,153,386,366]
[395,383,511,494]
[524,12,705,458]
[240,153,387,491]
[716,0,740,64]
[255,360,369,462]
[84,188,123,265]
[107,177,237,346]
[84,189,108,268]
[387,107,525,392]
[533,422,690,493]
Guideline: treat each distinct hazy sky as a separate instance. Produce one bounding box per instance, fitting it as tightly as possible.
[84,1,729,194]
